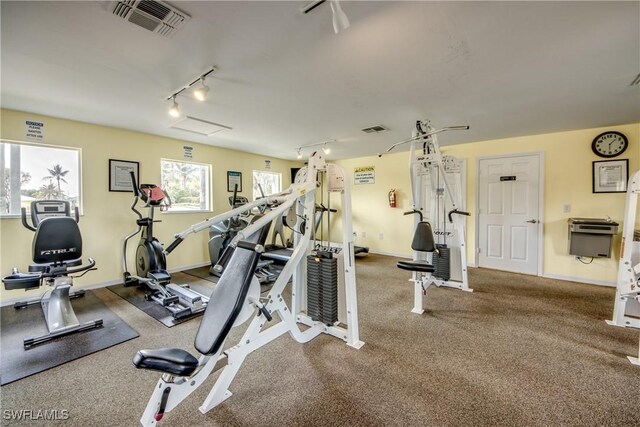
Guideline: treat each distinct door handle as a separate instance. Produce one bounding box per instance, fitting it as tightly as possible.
[526,219,538,224]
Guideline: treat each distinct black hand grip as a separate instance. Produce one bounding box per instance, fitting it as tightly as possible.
[21,207,36,231]
[214,246,234,272]
[129,171,140,196]
[165,237,184,254]
[237,241,265,253]
[74,206,80,223]
[259,305,272,322]
[232,183,239,207]
[448,209,470,223]
[403,209,423,222]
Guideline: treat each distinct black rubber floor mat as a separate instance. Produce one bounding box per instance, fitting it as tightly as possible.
[1,290,139,386]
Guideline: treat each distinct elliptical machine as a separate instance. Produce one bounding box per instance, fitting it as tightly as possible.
[208,185,277,284]
[122,172,209,319]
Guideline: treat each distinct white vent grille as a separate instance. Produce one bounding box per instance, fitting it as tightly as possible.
[361,125,389,133]
[110,0,190,38]
[170,116,232,137]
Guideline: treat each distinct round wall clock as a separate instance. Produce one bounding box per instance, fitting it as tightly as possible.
[591,131,628,158]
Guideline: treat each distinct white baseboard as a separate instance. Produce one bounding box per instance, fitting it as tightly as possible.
[541,273,615,288]
[368,249,411,259]
[0,261,211,307]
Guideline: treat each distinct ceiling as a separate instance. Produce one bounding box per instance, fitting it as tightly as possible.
[1,1,639,160]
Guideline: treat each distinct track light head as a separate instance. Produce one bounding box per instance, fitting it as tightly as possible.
[322,144,331,154]
[296,149,303,160]
[168,97,180,118]
[330,1,350,34]
[193,78,210,101]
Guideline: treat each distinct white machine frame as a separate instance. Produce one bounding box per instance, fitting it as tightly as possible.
[606,169,640,365]
[382,120,472,314]
[139,152,363,426]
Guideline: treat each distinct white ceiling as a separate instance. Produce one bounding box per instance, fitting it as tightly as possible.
[1,1,639,160]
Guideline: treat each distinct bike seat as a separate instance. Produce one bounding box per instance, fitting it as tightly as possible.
[397,260,435,273]
[133,348,199,376]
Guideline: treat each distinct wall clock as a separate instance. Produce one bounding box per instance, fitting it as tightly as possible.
[591,131,628,158]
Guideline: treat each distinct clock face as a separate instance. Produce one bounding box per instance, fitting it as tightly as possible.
[592,131,628,158]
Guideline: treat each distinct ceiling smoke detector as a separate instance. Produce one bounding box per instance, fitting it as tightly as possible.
[361,125,389,134]
[111,0,190,38]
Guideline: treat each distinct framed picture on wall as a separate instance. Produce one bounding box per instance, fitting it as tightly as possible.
[227,171,242,192]
[109,159,139,192]
[592,159,628,193]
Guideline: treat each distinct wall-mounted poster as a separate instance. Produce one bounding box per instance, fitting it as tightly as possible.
[227,171,242,192]
[109,159,139,192]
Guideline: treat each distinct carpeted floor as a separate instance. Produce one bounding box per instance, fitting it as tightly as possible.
[1,254,638,426]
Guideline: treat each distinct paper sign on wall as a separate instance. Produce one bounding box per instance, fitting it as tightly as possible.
[183,146,193,159]
[354,166,375,185]
[25,120,44,142]
[264,160,271,170]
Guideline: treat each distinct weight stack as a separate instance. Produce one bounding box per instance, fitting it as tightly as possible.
[433,244,451,281]
[306,254,338,325]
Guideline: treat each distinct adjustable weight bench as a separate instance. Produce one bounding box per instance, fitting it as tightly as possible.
[133,224,272,425]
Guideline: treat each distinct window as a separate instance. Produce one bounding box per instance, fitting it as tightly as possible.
[253,170,281,200]
[1,141,81,216]
[160,159,211,212]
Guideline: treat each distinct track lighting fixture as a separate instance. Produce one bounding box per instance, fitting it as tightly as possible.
[329,1,350,34]
[295,140,336,159]
[168,96,180,118]
[193,78,210,101]
[302,1,350,34]
[166,66,216,117]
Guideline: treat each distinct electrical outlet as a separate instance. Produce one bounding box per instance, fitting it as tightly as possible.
[379,232,384,240]
[362,231,367,238]
[563,204,571,213]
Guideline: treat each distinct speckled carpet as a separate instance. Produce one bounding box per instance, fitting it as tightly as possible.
[1,254,637,427]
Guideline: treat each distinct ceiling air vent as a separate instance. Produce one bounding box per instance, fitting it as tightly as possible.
[110,0,190,38]
[361,125,389,134]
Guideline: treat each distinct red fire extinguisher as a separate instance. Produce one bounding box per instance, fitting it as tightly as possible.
[388,189,397,208]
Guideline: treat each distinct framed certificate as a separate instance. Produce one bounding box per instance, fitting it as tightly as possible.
[592,159,628,193]
[109,159,139,192]
[227,171,242,193]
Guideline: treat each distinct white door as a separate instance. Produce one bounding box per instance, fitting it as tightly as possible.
[477,154,541,275]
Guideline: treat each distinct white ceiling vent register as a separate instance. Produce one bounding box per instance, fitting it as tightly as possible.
[111,0,190,38]
[361,125,389,134]
[170,116,232,137]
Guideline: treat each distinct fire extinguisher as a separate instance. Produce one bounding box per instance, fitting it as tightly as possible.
[388,189,397,208]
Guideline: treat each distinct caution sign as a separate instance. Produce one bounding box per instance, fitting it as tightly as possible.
[25,120,44,142]
[354,166,375,185]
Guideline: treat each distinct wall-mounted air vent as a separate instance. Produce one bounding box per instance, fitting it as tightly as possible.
[630,73,640,86]
[111,0,190,38]
[361,125,389,134]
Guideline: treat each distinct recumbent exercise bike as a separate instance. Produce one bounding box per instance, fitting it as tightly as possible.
[2,200,102,349]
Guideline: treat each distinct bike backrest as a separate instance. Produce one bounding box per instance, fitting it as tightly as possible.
[33,216,83,264]
[411,221,436,253]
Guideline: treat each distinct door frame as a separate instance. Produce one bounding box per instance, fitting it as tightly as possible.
[474,152,545,276]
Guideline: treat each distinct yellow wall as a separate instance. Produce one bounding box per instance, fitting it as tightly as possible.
[335,123,640,285]
[0,109,300,302]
